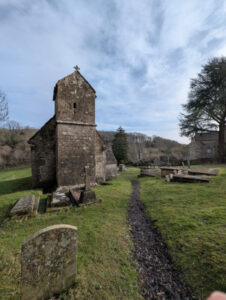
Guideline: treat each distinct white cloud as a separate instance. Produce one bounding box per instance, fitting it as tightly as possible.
[0,0,225,143]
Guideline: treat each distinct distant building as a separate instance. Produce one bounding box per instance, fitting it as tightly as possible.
[28,67,117,188]
[188,129,226,161]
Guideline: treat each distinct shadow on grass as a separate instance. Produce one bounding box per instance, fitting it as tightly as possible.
[38,198,47,214]
[0,177,32,196]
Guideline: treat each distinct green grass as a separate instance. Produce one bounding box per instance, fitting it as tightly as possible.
[139,165,226,300]
[0,166,142,300]
[1,165,226,300]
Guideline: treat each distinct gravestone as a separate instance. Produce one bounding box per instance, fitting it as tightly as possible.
[10,195,39,217]
[46,192,72,212]
[79,166,97,205]
[21,224,77,300]
[139,167,160,177]
[187,159,191,169]
[119,164,126,171]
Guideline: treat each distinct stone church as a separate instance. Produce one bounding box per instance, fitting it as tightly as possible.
[188,128,226,162]
[28,66,117,188]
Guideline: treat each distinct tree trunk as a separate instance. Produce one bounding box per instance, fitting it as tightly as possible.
[218,120,225,162]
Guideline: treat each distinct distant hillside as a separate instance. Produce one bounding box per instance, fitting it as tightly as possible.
[0,127,187,168]
[0,125,36,168]
[99,131,187,165]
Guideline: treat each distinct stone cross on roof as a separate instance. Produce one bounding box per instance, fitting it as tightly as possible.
[74,65,80,72]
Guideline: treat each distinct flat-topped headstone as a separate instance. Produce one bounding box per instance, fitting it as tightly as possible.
[21,224,77,300]
[79,189,97,205]
[10,195,39,216]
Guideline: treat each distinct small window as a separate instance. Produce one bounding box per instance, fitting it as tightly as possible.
[73,103,77,112]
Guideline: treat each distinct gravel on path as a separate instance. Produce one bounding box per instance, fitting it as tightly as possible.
[128,179,195,300]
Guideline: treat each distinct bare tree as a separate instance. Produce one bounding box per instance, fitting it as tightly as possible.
[0,90,8,123]
[4,120,22,148]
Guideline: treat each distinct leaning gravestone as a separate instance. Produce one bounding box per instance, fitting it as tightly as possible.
[21,224,77,300]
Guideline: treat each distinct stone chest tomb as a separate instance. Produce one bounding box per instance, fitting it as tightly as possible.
[28,66,117,188]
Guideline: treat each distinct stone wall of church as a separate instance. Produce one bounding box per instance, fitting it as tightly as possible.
[56,123,96,187]
[188,130,226,161]
[95,132,106,183]
[29,117,56,188]
[54,72,96,125]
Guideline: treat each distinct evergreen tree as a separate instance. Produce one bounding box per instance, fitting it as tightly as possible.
[112,126,128,164]
[179,57,226,162]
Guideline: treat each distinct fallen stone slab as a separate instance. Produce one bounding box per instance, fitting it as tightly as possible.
[46,192,72,212]
[10,195,40,217]
[188,168,219,176]
[172,174,210,183]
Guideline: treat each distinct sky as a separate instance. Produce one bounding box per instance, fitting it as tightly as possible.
[0,0,226,143]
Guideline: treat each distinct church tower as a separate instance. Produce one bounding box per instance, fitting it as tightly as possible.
[54,66,97,187]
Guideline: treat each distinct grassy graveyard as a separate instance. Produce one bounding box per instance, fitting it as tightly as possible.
[0,165,225,299]
[139,165,226,299]
[0,166,142,300]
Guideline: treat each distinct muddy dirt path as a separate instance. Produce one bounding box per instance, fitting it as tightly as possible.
[128,179,194,300]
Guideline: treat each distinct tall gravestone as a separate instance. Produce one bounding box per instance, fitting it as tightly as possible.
[21,224,77,300]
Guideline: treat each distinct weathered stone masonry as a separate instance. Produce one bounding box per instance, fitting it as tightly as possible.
[29,117,56,188]
[29,67,117,188]
[55,69,97,187]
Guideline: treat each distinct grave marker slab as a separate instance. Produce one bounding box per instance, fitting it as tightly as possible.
[188,168,219,176]
[21,224,77,300]
[139,168,160,177]
[119,164,126,171]
[10,195,39,217]
[172,174,210,183]
[160,166,184,177]
[46,192,72,212]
